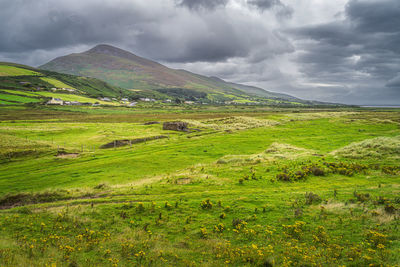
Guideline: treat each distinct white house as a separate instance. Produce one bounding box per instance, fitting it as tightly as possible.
[47,98,64,105]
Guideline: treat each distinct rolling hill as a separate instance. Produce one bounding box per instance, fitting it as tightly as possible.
[0,62,162,106]
[40,44,303,103]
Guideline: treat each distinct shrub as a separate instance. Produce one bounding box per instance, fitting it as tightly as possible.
[375,196,389,205]
[353,192,370,203]
[305,192,321,205]
[200,199,213,209]
[276,172,290,181]
[283,221,306,239]
[384,203,397,214]
[214,223,225,233]
[200,227,208,238]
[382,165,400,175]
[366,230,388,247]
[232,218,246,230]
[136,202,145,213]
[311,166,325,176]
[93,183,108,190]
[164,201,172,210]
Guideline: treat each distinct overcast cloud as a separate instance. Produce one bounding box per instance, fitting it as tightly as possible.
[0,0,399,105]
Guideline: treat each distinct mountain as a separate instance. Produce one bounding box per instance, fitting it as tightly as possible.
[40,44,301,103]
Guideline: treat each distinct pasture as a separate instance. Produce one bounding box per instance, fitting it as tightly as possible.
[0,106,399,266]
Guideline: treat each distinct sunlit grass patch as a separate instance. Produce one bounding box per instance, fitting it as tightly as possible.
[0,133,52,160]
[39,77,76,90]
[0,65,40,76]
[332,135,400,159]
[184,116,279,131]
[0,93,41,104]
[217,142,313,165]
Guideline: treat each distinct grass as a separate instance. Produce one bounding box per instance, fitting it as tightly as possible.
[332,135,400,159]
[0,89,121,106]
[0,106,399,266]
[0,100,16,105]
[39,77,76,90]
[0,93,41,104]
[34,92,119,105]
[0,89,41,97]
[0,65,40,76]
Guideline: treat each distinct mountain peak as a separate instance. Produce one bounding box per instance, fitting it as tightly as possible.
[83,44,162,69]
[86,44,131,58]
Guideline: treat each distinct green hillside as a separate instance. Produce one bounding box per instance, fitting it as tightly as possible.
[0,62,158,106]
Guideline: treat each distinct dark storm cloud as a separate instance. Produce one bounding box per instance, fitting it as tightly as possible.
[247,0,293,18]
[346,0,400,33]
[0,0,291,65]
[1,0,399,105]
[0,1,146,53]
[248,0,282,10]
[290,0,400,104]
[178,0,229,10]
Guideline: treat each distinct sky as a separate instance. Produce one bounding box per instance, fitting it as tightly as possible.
[0,0,399,105]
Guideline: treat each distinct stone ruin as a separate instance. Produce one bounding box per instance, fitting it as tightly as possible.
[163,121,188,132]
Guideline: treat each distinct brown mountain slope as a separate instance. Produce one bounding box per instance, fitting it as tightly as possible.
[40,44,299,101]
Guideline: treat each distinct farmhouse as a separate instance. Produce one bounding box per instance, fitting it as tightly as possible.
[128,102,137,107]
[46,97,64,105]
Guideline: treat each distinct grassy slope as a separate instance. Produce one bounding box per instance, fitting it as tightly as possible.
[39,77,77,90]
[0,107,399,266]
[0,93,41,104]
[0,114,398,193]
[0,62,143,101]
[0,65,40,76]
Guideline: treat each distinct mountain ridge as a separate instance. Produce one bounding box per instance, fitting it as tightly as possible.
[40,44,301,103]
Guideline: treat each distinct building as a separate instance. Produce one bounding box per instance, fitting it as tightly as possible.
[46,98,64,105]
[98,97,111,102]
[128,102,137,107]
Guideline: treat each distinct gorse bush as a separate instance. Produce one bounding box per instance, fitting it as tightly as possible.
[200,199,213,209]
[305,192,321,205]
[164,201,172,210]
[353,192,370,203]
[136,202,145,213]
[214,223,225,233]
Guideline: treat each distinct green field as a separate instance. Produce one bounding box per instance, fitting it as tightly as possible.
[0,106,399,266]
[0,65,40,76]
[34,92,119,105]
[40,77,77,90]
[0,89,40,97]
[0,93,41,104]
[0,90,119,106]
